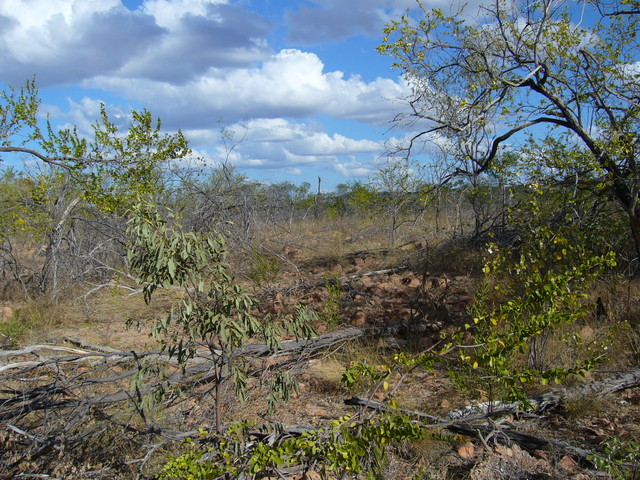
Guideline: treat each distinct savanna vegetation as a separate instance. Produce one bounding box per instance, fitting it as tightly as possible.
[1,0,640,478]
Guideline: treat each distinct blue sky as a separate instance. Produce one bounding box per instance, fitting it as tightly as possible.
[0,0,441,190]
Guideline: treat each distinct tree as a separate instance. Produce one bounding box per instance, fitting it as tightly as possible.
[127,200,316,433]
[0,79,190,296]
[379,0,640,258]
[373,156,427,246]
[1,79,189,207]
[455,196,616,403]
[330,181,379,218]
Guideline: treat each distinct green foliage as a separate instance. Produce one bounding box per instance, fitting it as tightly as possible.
[160,447,218,480]
[159,427,244,480]
[321,275,343,326]
[161,414,423,480]
[266,371,299,410]
[453,201,616,402]
[516,138,632,259]
[127,200,315,429]
[0,168,50,242]
[342,361,391,390]
[378,0,640,259]
[589,437,640,480]
[1,79,190,214]
[346,181,379,213]
[0,79,192,298]
[44,104,189,213]
[160,348,423,478]
[327,181,380,218]
[0,77,40,145]
[0,312,32,347]
[0,300,63,347]
[249,414,423,479]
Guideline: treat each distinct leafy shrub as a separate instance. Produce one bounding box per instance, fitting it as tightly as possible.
[127,200,315,431]
[0,312,31,347]
[589,437,640,480]
[160,414,423,480]
[453,219,616,403]
[321,274,343,326]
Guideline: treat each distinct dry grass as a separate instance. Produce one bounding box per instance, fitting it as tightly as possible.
[243,212,463,273]
[0,297,72,346]
[564,395,608,419]
[300,357,349,397]
[3,210,640,479]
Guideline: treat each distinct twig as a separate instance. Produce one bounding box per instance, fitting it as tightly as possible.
[7,424,47,444]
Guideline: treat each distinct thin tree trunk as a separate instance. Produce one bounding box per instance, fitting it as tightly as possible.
[40,196,81,297]
[626,208,640,264]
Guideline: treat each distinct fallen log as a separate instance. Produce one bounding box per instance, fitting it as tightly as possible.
[0,320,425,427]
[345,367,640,463]
[447,366,640,419]
[1,323,395,477]
[235,321,416,359]
[344,395,595,462]
[2,326,634,478]
[552,367,640,403]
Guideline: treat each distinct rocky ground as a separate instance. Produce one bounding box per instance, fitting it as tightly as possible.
[2,244,640,479]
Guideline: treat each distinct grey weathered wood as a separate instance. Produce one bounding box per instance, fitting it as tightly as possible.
[345,367,640,462]
[447,367,640,419]
[345,395,595,460]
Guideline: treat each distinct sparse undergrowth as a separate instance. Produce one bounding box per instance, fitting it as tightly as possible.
[1,212,639,479]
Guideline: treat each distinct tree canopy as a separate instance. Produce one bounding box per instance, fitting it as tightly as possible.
[0,78,190,212]
[379,0,640,256]
[0,79,191,296]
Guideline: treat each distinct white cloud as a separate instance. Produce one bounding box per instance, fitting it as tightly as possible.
[1,1,410,129]
[88,49,409,128]
[1,0,420,185]
[0,0,165,85]
[179,118,385,179]
[48,96,131,138]
[335,161,375,178]
[0,0,272,85]
[141,0,227,28]
[39,95,414,189]
[287,132,380,156]
[284,0,499,46]
[118,0,273,82]
[235,118,382,156]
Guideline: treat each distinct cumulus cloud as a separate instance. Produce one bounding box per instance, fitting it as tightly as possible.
[61,96,135,135]
[285,0,498,45]
[244,118,381,154]
[183,118,385,179]
[52,101,386,180]
[119,0,273,82]
[285,0,417,45]
[1,1,409,126]
[0,0,272,85]
[0,0,164,85]
[88,49,409,128]
[0,1,409,125]
[1,0,422,185]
